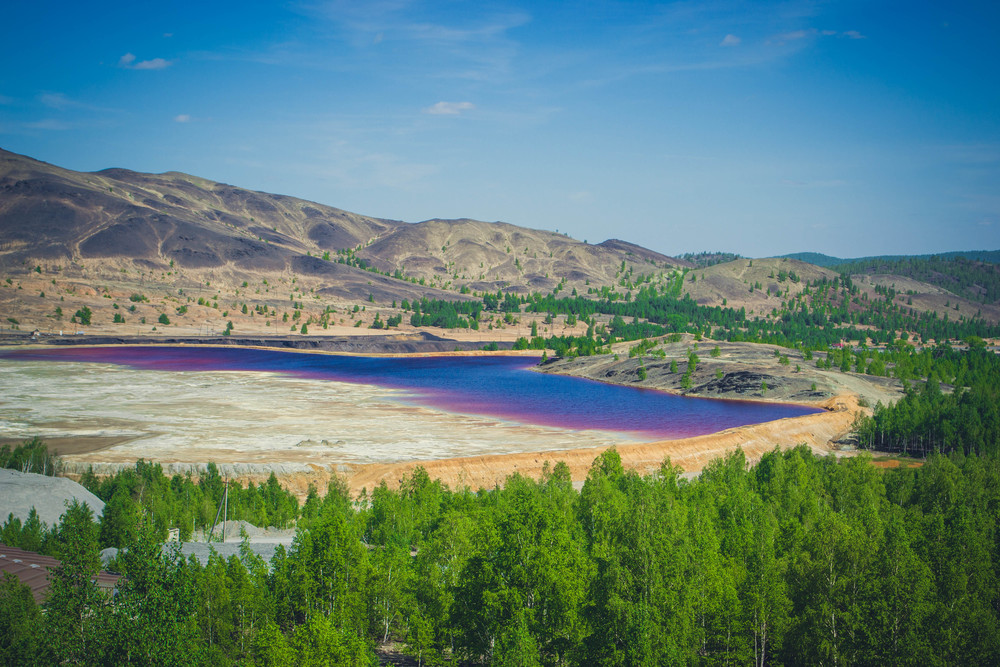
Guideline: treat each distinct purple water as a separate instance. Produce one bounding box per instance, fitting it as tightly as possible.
[1,346,821,440]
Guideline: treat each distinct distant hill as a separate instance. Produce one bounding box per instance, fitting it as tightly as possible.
[0,148,690,335]
[781,250,1000,267]
[1,147,997,337]
[0,147,685,300]
[779,250,1000,306]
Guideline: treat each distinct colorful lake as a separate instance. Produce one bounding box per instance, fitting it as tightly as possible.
[1,346,819,441]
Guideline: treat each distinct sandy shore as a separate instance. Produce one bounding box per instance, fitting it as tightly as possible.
[1,340,867,499]
[340,394,858,494]
[0,353,639,488]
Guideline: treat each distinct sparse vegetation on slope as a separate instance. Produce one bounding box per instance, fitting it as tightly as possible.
[834,254,1000,305]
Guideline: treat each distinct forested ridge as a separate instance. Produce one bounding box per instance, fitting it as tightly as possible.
[831,255,1000,304]
[479,273,999,357]
[783,250,1000,269]
[3,445,999,665]
[373,265,1000,353]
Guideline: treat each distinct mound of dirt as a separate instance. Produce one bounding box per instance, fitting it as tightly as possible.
[0,468,104,527]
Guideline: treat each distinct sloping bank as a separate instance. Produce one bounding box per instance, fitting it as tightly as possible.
[340,394,860,495]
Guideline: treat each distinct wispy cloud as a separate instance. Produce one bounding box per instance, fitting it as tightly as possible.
[40,93,74,110]
[174,114,193,123]
[781,178,848,188]
[37,92,119,114]
[298,2,529,83]
[24,119,74,131]
[302,144,438,192]
[769,28,866,44]
[551,5,868,94]
[118,53,172,70]
[424,101,475,115]
[772,29,812,43]
[0,94,13,105]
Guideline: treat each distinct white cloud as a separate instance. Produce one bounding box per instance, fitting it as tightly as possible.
[133,57,171,70]
[843,30,865,39]
[424,101,475,115]
[720,34,741,47]
[174,114,192,123]
[118,53,172,70]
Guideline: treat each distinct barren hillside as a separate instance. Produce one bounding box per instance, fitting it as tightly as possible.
[680,257,838,315]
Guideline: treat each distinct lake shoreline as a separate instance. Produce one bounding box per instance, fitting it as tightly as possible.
[2,337,880,497]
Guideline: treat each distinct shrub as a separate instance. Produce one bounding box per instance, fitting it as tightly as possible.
[73,306,92,325]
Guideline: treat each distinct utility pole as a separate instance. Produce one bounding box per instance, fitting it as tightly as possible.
[223,478,229,542]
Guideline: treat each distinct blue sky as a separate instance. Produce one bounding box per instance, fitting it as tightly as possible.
[2,1,998,258]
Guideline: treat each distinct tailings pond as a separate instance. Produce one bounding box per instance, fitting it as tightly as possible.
[0,346,821,468]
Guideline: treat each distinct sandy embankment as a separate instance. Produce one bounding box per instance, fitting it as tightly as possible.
[341,394,859,495]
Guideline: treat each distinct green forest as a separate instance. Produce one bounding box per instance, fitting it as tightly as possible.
[417,270,1000,359]
[3,445,999,666]
[514,275,1000,353]
[852,337,1000,458]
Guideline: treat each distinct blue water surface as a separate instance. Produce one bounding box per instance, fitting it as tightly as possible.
[1,346,821,440]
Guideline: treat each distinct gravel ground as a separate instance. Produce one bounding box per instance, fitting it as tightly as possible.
[168,539,294,565]
[165,521,296,565]
[0,468,104,527]
[96,521,296,566]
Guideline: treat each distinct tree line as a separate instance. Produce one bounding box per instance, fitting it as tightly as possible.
[853,337,1000,458]
[3,445,998,665]
[0,458,303,550]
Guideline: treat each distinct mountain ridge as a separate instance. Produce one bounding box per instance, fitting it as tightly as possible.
[1,148,997,338]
